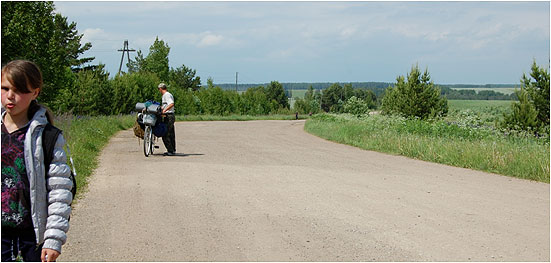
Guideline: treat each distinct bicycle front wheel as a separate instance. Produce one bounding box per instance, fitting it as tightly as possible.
[144,125,153,157]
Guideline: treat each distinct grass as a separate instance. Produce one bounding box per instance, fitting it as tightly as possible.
[446,100,513,127]
[54,114,136,199]
[305,113,549,183]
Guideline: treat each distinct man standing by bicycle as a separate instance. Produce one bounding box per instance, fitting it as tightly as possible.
[158,83,176,156]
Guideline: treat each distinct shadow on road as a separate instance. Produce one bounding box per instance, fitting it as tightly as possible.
[150,153,205,157]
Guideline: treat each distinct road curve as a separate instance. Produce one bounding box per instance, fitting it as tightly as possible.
[59,120,549,261]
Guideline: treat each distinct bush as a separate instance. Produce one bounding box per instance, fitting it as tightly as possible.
[343,96,370,116]
[381,65,448,119]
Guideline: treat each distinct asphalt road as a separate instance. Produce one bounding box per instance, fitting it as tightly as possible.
[59,120,549,261]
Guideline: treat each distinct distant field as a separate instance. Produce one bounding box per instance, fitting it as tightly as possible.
[289,89,307,98]
[448,100,512,111]
[447,100,513,126]
[450,87,518,95]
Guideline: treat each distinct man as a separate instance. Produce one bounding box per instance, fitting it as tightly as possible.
[158,83,176,156]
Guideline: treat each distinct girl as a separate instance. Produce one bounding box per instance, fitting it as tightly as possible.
[1,60,73,262]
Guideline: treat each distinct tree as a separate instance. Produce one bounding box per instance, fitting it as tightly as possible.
[110,72,160,114]
[241,86,271,115]
[501,61,550,133]
[62,64,112,116]
[128,37,170,82]
[522,61,549,126]
[381,65,448,119]
[266,81,289,110]
[169,65,201,91]
[502,88,539,132]
[321,83,344,112]
[2,1,93,106]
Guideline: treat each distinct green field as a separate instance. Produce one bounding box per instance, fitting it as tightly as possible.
[450,87,517,95]
[446,100,513,126]
[289,89,307,98]
[448,99,512,110]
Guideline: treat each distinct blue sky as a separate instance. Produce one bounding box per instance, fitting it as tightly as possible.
[54,1,550,85]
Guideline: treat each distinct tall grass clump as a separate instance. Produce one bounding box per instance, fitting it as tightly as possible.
[305,113,549,183]
[54,114,135,197]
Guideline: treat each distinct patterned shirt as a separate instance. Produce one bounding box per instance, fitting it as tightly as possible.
[1,123,32,229]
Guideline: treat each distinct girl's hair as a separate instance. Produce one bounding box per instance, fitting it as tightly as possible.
[1,60,54,124]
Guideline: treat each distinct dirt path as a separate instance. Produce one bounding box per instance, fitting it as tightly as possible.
[59,120,549,261]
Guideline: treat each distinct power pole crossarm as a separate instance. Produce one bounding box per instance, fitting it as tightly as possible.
[118,40,136,74]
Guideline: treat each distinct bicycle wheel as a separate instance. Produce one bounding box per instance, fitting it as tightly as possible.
[144,125,153,157]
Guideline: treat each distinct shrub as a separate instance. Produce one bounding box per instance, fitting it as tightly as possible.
[381,65,448,119]
[343,96,370,116]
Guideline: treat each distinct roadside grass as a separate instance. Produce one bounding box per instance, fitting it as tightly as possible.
[54,114,135,199]
[305,113,549,183]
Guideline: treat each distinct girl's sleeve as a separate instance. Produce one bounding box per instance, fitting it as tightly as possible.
[43,133,73,253]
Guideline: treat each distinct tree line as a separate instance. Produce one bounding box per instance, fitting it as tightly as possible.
[218,82,518,101]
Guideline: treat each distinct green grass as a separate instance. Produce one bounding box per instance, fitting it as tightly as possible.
[447,100,513,126]
[54,114,135,199]
[305,113,549,183]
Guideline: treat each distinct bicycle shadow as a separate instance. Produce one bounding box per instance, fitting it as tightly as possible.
[151,153,204,157]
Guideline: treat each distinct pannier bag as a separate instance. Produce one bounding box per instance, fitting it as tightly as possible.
[153,122,168,137]
[142,113,157,126]
[133,120,144,139]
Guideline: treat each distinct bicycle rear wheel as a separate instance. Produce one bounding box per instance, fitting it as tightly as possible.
[144,126,153,157]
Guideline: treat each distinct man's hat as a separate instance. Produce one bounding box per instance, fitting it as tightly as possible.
[158,83,167,89]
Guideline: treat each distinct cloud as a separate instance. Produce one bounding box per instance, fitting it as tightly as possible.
[340,27,357,39]
[81,28,105,43]
[197,33,224,47]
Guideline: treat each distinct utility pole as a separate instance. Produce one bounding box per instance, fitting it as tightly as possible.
[118,40,136,74]
[235,72,238,92]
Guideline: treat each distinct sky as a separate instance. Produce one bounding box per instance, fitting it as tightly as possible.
[53,1,550,85]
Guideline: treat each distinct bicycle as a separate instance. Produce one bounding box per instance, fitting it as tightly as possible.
[136,102,163,157]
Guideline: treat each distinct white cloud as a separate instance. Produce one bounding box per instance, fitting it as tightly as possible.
[197,33,224,47]
[81,28,106,43]
[340,27,357,39]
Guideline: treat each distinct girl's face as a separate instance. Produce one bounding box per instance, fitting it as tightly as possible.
[1,74,39,118]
